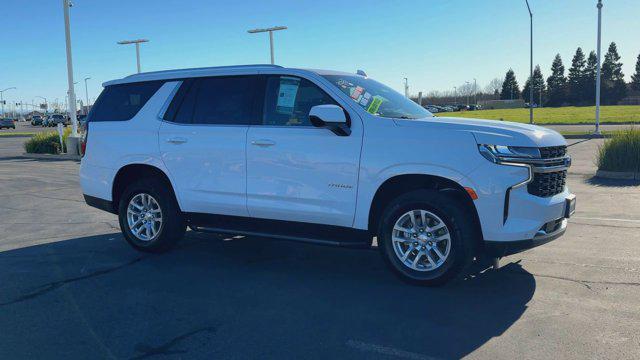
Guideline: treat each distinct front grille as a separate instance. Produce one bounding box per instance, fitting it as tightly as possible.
[539,146,567,159]
[528,170,567,197]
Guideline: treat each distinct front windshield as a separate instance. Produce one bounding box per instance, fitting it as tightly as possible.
[322,74,432,119]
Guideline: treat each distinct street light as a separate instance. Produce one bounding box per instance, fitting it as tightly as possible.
[63,0,79,137]
[118,39,149,73]
[404,78,409,98]
[595,0,603,135]
[84,77,91,108]
[0,87,17,117]
[525,0,534,124]
[35,96,48,114]
[465,81,471,106]
[453,86,457,104]
[247,26,287,65]
[473,78,477,105]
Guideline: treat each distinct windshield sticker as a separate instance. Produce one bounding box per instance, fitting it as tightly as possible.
[366,95,384,114]
[350,86,364,100]
[359,92,372,106]
[276,77,300,114]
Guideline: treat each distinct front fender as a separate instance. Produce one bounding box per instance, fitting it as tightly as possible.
[352,163,479,230]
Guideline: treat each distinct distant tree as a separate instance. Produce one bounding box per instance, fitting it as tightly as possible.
[522,65,546,106]
[631,52,640,91]
[546,54,567,106]
[567,47,587,104]
[583,51,598,105]
[601,42,628,104]
[485,78,503,99]
[500,69,521,100]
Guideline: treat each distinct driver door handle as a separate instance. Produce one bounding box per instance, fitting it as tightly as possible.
[251,139,276,147]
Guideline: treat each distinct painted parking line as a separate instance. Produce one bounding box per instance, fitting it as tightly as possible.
[572,216,640,223]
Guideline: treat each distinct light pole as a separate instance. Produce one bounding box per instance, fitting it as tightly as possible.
[465,81,471,106]
[404,78,409,98]
[595,0,603,135]
[84,77,91,108]
[473,78,477,105]
[118,39,149,73]
[525,0,534,124]
[63,0,79,137]
[36,96,48,114]
[247,26,287,65]
[0,87,16,117]
[453,86,457,104]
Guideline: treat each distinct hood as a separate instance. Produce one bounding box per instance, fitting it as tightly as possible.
[395,116,566,148]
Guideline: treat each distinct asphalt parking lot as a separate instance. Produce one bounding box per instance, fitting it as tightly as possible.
[0,137,639,359]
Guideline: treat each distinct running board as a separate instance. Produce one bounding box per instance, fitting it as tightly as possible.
[185,212,371,248]
[191,226,369,248]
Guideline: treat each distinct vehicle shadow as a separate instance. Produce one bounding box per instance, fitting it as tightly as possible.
[586,175,640,187]
[0,231,535,359]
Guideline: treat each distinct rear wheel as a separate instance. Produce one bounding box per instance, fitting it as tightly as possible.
[118,178,185,253]
[377,189,476,286]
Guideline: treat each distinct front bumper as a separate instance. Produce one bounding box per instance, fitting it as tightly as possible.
[483,217,567,257]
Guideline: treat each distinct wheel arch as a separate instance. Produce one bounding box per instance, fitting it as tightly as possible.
[111,164,179,214]
[367,174,483,250]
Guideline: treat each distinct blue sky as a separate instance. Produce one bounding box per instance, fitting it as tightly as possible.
[2,0,639,110]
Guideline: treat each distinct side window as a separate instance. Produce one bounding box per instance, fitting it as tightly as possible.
[263,76,337,126]
[89,81,164,122]
[165,79,199,124]
[190,76,258,125]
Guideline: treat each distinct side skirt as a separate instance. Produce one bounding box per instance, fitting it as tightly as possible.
[186,212,372,248]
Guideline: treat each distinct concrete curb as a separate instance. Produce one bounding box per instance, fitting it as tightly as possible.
[0,134,37,138]
[595,170,640,180]
[20,153,81,161]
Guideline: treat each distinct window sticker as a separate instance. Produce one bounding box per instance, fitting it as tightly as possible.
[359,92,372,106]
[350,86,364,100]
[276,77,300,114]
[366,95,384,114]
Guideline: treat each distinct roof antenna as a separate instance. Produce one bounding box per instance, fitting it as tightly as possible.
[356,69,367,77]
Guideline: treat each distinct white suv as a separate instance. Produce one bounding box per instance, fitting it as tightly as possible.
[80,65,576,285]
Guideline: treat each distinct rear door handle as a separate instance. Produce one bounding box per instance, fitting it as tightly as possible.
[166,137,188,144]
[251,139,276,147]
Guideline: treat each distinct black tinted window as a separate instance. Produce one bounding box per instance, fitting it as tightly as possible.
[189,76,258,125]
[164,79,197,124]
[89,81,163,122]
[263,76,337,126]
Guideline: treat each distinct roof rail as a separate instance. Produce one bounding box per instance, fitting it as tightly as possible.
[124,64,283,78]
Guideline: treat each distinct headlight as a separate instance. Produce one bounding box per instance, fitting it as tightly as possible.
[478,144,540,164]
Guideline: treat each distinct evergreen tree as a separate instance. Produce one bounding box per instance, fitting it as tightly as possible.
[601,42,627,104]
[583,51,598,105]
[567,47,587,104]
[546,54,567,106]
[631,52,640,92]
[500,69,521,100]
[522,65,546,106]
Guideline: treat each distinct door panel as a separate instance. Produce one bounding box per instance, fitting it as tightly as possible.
[159,122,249,216]
[246,75,362,227]
[159,75,260,217]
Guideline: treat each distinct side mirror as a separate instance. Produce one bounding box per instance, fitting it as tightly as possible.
[309,104,351,136]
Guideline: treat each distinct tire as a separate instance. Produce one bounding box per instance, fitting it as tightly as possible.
[377,189,477,286]
[117,177,185,253]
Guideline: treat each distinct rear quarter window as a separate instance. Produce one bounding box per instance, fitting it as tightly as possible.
[88,81,164,122]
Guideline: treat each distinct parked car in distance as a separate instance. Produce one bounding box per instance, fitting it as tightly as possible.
[81,64,576,286]
[0,118,16,129]
[49,114,66,126]
[31,115,44,126]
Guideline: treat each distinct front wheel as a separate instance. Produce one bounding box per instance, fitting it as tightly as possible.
[118,178,186,253]
[377,189,476,286]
